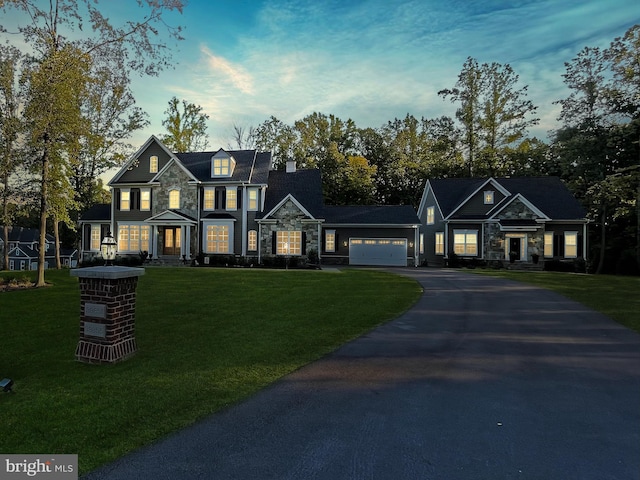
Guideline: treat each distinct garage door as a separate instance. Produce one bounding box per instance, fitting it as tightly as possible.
[349,238,407,266]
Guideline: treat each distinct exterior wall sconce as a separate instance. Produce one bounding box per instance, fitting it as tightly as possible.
[409,242,414,248]
[343,241,348,247]
[1,378,14,393]
[100,232,117,266]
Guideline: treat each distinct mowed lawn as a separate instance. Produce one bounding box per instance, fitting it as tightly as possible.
[0,267,421,474]
[470,269,640,333]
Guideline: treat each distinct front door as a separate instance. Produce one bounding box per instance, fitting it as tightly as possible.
[163,227,181,255]
[509,237,521,260]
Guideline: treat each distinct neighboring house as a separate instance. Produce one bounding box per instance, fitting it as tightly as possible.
[416,177,588,267]
[0,226,76,270]
[81,135,420,267]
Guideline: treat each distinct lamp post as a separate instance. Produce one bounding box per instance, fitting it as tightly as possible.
[100,231,117,266]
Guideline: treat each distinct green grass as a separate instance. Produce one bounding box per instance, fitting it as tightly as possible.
[0,267,421,474]
[469,269,640,333]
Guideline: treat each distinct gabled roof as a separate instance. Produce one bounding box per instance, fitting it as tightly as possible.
[260,169,324,219]
[429,176,586,220]
[110,135,179,185]
[1,226,54,244]
[324,205,419,226]
[146,210,197,224]
[176,150,271,184]
[79,204,111,222]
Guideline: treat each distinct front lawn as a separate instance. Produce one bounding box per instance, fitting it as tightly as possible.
[0,267,421,474]
[470,269,640,333]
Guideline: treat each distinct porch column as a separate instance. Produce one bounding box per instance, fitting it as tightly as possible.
[185,225,192,260]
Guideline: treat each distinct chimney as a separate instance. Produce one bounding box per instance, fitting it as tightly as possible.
[286,160,296,173]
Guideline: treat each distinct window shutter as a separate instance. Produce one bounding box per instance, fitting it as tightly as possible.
[335,233,339,251]
[578,233,583,257]
[215,188,220,210]
[115,190,121,210]
[272,231,277,254]
[133,189,140,210]
[302,232,307,255]
[553,234,559,258]
[221,189,226,210]
[83,225,89,249]
[237,187,242,208]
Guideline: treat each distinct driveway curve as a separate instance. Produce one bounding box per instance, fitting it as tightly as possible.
[83,268,640,480]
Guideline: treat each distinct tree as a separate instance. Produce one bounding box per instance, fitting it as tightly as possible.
[253,116,297,168]
[0,45,22,270]
[439,57,538,176]
[1,0,185,285]
[228,123,256,150]
[160,96,209,152]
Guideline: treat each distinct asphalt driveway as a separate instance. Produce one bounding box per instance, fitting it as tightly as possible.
[83,268,640,480]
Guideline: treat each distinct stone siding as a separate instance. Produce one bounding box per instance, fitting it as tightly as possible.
[154,163,198,218]
[260,199,319,258]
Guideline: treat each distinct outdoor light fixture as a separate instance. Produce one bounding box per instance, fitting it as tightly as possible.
[100,231,117,266]
[0,378,13,393]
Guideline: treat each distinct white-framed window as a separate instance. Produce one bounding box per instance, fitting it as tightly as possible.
[419,233,425,254]
[565,232,578,258]
[277,231,301,255]
[117,224,151,252]
[484,191,494,204]
[226,188,237,211]
[248,230,257,251]
[90,225,101,251]
[544,232,554,258]
[203,188,215,210]
[206,225,230,253]
[212,156,235,177]
[435,232,444,255]
[9,260,14,270]
[169,189,180,209]
[248,188,258,211]
[150,155,158,173]
[453,229,477,256]
[141,188,151,211]
[120,189,130,211]
[426,206,435,225]
[325,230,336,252]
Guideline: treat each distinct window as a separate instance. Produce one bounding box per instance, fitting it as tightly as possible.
[277,231,301,255]
[118,225,150,252]
[484,191,494,204]
[426,206,435,225]
[453,229,477,256]
[435,232,444,255]
[169,189,180,209]
[226,188,237,210]
[544,232,554,258]
[90,225,101,251]
[248,230,257,251]
[419,233,424,254]
[150,155,158,173]
[212,156,235,177]
[565,232,578,258]
[206,224,230,253]
[248,188,258,211]
[141,188,151,211]
[203,188,215,210]
[325,230,336,252]
[120,189,130,211]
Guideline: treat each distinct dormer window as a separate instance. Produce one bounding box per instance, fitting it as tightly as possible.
[211,152,235,177]
[484,191,494,204]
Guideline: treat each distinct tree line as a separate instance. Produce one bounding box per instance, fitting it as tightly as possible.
[0,1,638,277]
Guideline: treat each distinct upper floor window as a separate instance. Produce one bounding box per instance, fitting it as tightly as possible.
[141,188,151,211]
[204,188,215,210]
[150,155,158,173]
[169,189,180,209]
[426,206,435,225]
[120,189,130,211]
[484,191,494,204]
[247,188,258,211]
[226,188,237,211]
[211,153,236,177]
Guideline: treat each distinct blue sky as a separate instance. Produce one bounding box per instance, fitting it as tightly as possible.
[5,0,640,150]
[130,0,639,149]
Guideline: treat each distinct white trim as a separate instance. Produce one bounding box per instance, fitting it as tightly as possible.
[446,178,510,219]
[488,193,550,221]
[109,135,179,185]
[261,193,315,220]
[202,219,235,254]
[152,157,199,183]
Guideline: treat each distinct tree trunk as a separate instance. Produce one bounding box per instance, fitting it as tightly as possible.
[54,217,61,269]
[2,224,8,270]
[36,145,49,287]
[595,203,606,275]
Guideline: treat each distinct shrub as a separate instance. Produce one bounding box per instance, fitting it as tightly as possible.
[615,250,640,276]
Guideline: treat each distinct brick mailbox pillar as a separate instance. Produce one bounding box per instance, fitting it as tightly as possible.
[70,266,145,364]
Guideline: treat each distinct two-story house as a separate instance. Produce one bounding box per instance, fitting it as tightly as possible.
[416,176,588,267]
[79,136,421,267]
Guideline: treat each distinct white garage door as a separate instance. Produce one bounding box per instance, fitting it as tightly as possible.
[349,238,408,266]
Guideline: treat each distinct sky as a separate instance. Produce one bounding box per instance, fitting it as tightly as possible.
[126,0,640,150]
[4,0,640,153]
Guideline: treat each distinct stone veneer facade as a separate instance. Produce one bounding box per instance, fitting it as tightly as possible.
[260,199,320,259]
[154,163,198,218]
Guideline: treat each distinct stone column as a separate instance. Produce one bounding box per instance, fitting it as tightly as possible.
[70,266,145,364]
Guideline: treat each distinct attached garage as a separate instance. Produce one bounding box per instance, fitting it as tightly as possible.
[349,238,408,266]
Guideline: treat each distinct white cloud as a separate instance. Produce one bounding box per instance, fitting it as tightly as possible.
[199,45,255,95]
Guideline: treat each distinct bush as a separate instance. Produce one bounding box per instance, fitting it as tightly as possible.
[615,250,640,276]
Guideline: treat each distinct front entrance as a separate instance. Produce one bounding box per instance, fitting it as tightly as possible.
[508,237,521,260]
[163,227,181,255]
